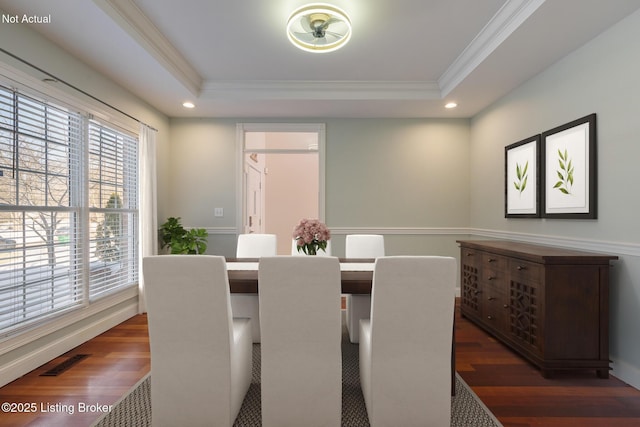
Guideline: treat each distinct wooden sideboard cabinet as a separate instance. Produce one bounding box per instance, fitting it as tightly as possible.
[457,240,617,378]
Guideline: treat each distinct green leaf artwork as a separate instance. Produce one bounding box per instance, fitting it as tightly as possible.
[513,160,528,195]
[554,148,574,195]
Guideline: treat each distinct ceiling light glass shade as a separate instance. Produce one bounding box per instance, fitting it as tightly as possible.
[287,4,352,53]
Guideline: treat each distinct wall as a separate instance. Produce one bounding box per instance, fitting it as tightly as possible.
[469,10,640,387]
[167,118,239,255]
[167,117,471,260]
[326,118,471,258]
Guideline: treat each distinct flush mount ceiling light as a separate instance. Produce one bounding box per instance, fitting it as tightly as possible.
[287,4,352,53]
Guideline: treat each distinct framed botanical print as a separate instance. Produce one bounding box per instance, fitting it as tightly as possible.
[541,114,596,219]
[505,135,540,218]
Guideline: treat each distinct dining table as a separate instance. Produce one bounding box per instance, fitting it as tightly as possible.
[226,257,375,294]
[224,256,457,396]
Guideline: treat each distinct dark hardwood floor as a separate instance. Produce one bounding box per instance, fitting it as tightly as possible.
[1,300,640,426]
[0,315,150,427]
[456,309,640,427]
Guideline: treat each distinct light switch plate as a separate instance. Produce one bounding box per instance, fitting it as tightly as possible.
[214,208,224,217]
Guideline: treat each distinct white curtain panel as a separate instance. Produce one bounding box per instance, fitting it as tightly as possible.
[138,124,158,313]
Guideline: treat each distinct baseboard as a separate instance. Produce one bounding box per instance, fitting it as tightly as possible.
[0,301,138,388]
[611,357,640,391]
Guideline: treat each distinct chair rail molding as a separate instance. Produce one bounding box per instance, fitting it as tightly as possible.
[330,227,640,258]
[470,228,640,258]
[200,226,238,235]
[330,227,469,235]
[190,225,640,258]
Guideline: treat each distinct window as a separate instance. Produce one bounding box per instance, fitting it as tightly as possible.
[0,83,138,337]
[88,121,138,299]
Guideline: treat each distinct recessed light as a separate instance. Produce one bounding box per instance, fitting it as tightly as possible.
[182,102,195,109]
[445,102,457,109]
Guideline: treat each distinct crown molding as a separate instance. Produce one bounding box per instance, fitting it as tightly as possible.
[438,0,545,97]
[201,80,441,101]
[94,0,202,96]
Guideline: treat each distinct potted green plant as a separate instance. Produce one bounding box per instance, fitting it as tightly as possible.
[159,216,208,254]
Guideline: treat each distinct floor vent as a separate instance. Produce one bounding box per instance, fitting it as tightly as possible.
[40,354,90,376]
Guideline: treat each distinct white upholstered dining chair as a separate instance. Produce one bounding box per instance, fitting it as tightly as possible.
[359,256,456,427]
[231,233,277,343]
[345,234,385,343]
[259,256,342,427]
[236,233,278,258]
[143,255,252,427]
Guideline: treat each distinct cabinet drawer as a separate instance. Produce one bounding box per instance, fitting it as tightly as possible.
[483,253,507,271]
[483,267,507,284]
[485,298,509,325]
[482,253,508,284]
[510,259,541,283]
[462,248,482,266]
[482,285,509,329]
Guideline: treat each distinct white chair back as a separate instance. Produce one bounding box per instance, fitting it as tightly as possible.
[345,234,385,258]
[360,256,456,427]
[233,233,277,343]
[143,255,252,427]
[236,233,277,258]
[259,256,342,427]
[345,234,385,343]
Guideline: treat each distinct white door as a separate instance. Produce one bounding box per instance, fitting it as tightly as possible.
[244,161,264,233]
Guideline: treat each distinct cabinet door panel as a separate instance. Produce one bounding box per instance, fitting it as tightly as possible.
[461,253,481,318]
[509,280,541,354]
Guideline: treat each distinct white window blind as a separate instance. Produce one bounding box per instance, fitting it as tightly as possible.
[87,121,138,300]
[0,82,138,337]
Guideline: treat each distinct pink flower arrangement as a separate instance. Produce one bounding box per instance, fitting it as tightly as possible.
[292,218,331,255]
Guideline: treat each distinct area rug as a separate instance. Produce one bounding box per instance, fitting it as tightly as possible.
[93,325,502,427]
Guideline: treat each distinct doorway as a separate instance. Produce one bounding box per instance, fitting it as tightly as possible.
[237,123,325,255]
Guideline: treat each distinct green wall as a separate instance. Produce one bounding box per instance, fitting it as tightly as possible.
[167,117,471,258]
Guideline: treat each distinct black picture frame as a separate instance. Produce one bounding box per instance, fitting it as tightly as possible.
[505,135,540,218]
[541,114,597,219]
